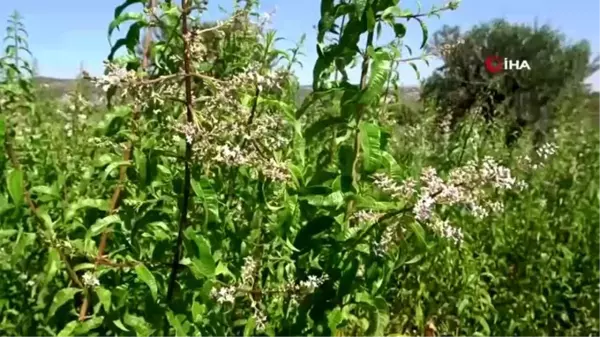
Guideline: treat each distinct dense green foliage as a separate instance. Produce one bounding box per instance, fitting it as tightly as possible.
[0,1,598,336]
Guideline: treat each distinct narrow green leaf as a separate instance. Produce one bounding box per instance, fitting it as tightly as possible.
[134,264,157,301]
[113,319,130,332]
[327,307,344,334]
[191,178,219,225]
[123,312,154,336]
[108,12,145,39]
[73,316,104,335]
[415,17,428,49]
[11,232,36,263]
[102,160,131,182]
[57,321,78,337]
[7,169,24,206]
[359,122,383,172]
[0,229,17,239]
[89,214,122,237]
[393,23,407,38]
[48,288,81,318]
[244,316,256,336]
[408,222,428,246]
[95,287,112,313]
[166,310,187,337]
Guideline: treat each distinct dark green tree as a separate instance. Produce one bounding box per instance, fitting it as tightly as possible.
[422,19,599,146]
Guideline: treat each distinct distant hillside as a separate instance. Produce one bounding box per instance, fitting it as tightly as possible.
[34,76,102,102]
[34,76,421,106]
[296,84,420,105]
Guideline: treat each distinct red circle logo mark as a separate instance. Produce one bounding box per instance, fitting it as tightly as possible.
[485,55,503,74]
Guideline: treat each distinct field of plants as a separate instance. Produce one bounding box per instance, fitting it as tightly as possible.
[0,0,598,336]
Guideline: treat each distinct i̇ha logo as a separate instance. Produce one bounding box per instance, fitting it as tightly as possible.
[485,55,531,73]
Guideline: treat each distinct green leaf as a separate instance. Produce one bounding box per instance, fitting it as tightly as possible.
[73,316,104,335]
[7,168,24,207]
[404,253,423,265]
[102,160,131,182]
[166,310,187,337]
[95,287,112,312]
[302,191,345,208]
[304,116,347,141]
[30,185,59,199]
[134,264,157,301]
[114,0,145,19]
[123,312,154,336]
[66,199,110,221]
[43,248,61,285]
[361,51,391,105]
[408,222,428,246]
[244,316,256,337]
[108,12,145,39]
[0,229,17,239]
[327,307,344,334]
[0,117,5,140]
[113,319,130,332]
[409,62,421,80]
[360,122,383,172]
[393,23,406,38]
[11,232,36,263]
[57,321,79,337]
[134,148,147,187]
[90,214,122,236]
[48,288,81,318]
[191,302,205,322]
[476,316,491,335]
[184,229,216,278]
[191,178,219,225]
[415,17,428,49]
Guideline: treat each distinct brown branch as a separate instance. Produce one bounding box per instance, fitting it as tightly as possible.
[139,72,222,85]
[78,0,157,322]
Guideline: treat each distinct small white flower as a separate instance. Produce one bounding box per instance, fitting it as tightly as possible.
[241,256,258,285]
[82,271,100,288]
[414,195,435,222]
[210,285,236,304]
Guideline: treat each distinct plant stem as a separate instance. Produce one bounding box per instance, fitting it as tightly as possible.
[346,13,376,219]
[165,0,195,310]
[78,0,156,321]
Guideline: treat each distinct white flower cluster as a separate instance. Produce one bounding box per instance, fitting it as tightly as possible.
[439,114,452,134]
[241,256,258,285]
[298,274,329,292]
[174,64,292,182]
[373,156,522,243]
[416,158,517,221]
[179,122,199,144]
[429,218,463,244]
[209,270,328,327]
[517,142,558,171]
[373,173,417,200]
[373,225,396,256]
[536,142,558,160]
[210,285,236,304]
[82,271,100,288]
[351,210,384,224]
[92,61,137,92]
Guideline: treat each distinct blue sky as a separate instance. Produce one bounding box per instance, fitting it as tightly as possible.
[1,0,598,89]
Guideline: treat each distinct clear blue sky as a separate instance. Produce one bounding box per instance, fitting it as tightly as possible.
[1,0,598,89]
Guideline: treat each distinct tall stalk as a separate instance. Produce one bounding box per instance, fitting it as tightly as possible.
[78,0,156,321]
[165,0,195,306]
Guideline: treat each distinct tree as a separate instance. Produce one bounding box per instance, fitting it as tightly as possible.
[422,19,599,146]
